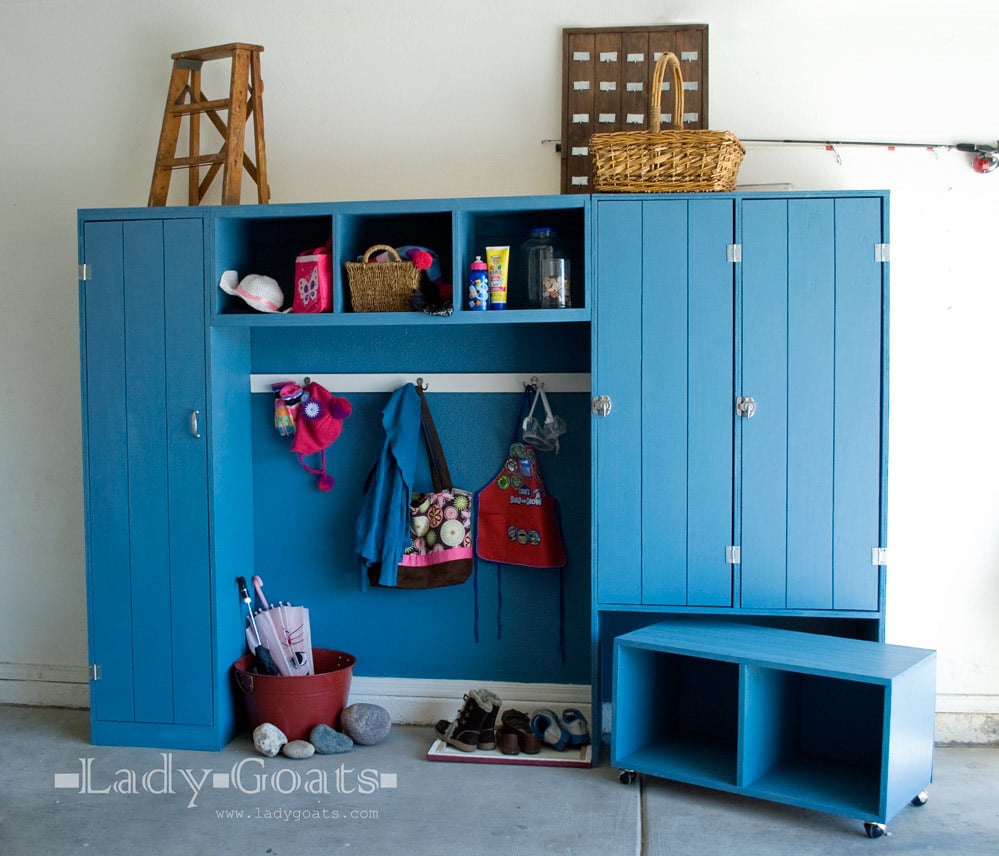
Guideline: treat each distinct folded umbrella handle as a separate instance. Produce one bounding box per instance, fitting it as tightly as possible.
[252,574,270,610]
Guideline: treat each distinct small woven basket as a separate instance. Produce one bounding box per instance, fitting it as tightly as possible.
[344,244,421,312]
[590,52,745,193]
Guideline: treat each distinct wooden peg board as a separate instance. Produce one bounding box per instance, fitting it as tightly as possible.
[560,25,709,194]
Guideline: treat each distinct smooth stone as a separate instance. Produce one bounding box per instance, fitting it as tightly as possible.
[309,723,353,754]
[281,739,315,760]
[341,702,392,746]
[252,722,287,757]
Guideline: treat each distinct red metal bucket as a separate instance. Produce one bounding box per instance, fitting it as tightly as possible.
[234,648,356,741]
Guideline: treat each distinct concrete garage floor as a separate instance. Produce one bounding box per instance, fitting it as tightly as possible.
[0,705,996,856]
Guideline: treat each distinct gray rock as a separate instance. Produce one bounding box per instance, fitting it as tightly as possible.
[281,739,315,760]
[341,702,391,746]
[309,723,353,754]
[252,722,287,757]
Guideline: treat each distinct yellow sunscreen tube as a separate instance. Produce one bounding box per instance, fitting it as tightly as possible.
[485,246,510,310]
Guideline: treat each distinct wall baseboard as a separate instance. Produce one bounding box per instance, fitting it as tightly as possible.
[347,676,591,725]
[2,663,996,745]
[0,661,89,708]
[934,694,999,744]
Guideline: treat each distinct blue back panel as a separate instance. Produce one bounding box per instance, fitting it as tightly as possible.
[593,201,643,604]
[249,327,592,683]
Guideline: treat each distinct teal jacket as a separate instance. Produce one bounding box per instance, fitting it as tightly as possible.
[356,383,422,587]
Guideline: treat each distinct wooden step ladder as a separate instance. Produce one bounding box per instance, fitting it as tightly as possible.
[148,43,270,206]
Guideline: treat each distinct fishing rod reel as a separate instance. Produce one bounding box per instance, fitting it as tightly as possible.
[956,142,999,174]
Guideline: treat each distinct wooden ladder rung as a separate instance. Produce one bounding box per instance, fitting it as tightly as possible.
[161,153,225,169]
[168,98,231,116]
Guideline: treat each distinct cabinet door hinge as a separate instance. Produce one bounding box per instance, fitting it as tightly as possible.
[874,243,890,263]
[89,664,102,681]
[726,545,741,564]
[872,547,888,566]
[78,263,91,281]
[726,243,742,263]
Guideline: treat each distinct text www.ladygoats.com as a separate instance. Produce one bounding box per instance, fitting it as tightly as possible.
[216,807,381,822]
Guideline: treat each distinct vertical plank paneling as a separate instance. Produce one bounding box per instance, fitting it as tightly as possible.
[642,200,689,605]
[787,199,835,608]
[833,197,883,611]
[740,200,789,608]
[686,199,735,606]
[83,221,135,723]
[594,201,643,603]
[122,220,173,723]
[163,219,212,725]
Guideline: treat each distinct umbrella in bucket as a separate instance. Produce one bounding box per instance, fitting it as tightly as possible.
[248,575,314,676]
[236,576,280,676]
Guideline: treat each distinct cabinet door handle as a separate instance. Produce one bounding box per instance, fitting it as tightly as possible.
[190,409,201,438]
[736,396,757,418]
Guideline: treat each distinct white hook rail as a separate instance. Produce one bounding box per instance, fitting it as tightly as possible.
[249,372,591,394]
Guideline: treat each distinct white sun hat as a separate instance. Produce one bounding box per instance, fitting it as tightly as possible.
[218,270,286,313]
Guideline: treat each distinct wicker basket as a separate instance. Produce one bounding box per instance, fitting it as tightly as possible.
[590,52,744,193]
[344,244,421,312]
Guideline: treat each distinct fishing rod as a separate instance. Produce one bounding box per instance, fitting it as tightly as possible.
[740,138,999,172]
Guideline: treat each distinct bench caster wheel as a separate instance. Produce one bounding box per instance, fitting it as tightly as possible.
[911,790,928,806]
[619,770,638,785]
[864,822,886,839]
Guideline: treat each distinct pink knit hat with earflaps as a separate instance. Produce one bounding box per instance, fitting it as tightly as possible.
[290,381,352,490]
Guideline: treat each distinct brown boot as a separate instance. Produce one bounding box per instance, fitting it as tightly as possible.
[476,689,502,750]
[435,690,493,752]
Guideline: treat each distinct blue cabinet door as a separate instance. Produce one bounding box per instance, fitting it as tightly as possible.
[594,198,735,606]
[740,197,884,611]
[81,218,213,731]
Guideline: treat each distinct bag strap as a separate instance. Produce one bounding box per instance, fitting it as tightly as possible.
[416,385,453,491]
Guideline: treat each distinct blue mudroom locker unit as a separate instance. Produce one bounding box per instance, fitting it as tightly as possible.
[78,190,934,833]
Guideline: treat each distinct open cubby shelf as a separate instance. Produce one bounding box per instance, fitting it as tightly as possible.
[612,620,935,827]
[211,197,588,321]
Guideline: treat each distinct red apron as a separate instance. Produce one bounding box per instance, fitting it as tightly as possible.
[476,442,566,568]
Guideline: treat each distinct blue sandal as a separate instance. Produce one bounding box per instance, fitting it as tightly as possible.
[561,708,591,746]
[530,708,570,751]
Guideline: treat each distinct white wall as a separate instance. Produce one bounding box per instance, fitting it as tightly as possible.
[1,0,997,735]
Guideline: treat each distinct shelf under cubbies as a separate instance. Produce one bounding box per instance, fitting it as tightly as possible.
[211,307,591,328]
[612,620,935,830]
